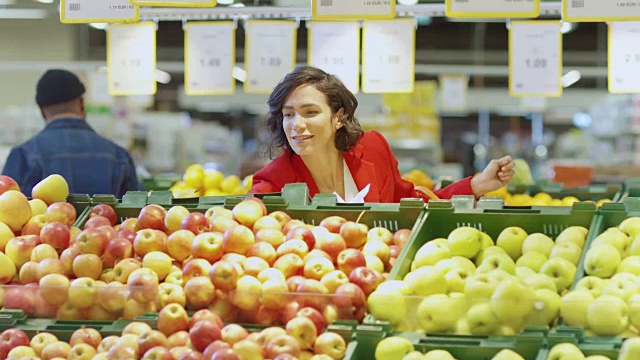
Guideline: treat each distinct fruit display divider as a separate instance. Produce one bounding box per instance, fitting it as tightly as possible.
[343,323,548,360]
[618,179,640,203]
[554,197,640,338]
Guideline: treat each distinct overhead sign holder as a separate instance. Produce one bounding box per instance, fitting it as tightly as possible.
[312,0,396,20]
[446,0,540,19]
[107,22,157,96]
[185,22,235,95]
[308,21,360,94]
[130,0,216,7]
[608,22,640,94]
[563,0,640,22]
[509,21,562,98]
[61,0,139,24]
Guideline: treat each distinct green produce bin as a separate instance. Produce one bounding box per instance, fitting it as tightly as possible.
[617,179,640,202]
[538,327,621,359]
[506,183,622,203]
[140,175,180,191]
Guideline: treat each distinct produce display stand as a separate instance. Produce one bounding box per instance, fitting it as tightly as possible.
[507,183,623,203]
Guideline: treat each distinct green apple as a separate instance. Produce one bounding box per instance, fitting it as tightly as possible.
[491,349,525,360]
[368,289,407,325]
[455,318,471,335]
[474,246,507,266]
[466,302,499,335]
[555,226,588,249]
[583,244,621,278]
[617,256,640,275]
[586,295,629,336]
[403,351,427,360]
[491,279,535,327]
[560,290,594,328]
[414,240,452,269]
[611,272,636,283]
[592,228,629,256]
[481,232,494,249]
[619,217,640,237]
[374,336,414,360]
[447,227,482,259]
[404,266,447,297]
[515,251,548,272]
[584,356,611,360]
[516,267,536,282]
[619,334,640,360]
[424,350,455,360]
[376,280,412,295]
[448,292,469,318]
[574,276,606,298]
[524,288,561,326]
[540,257,577,291]
[486,269,514,283]
[416,294,461,334]
[627,294,640,330]
[602,276,638,301]
[550,242,583,266]
[477,254,516,275]
[445,268,472,294]
[496,226,528,261]
[464,273,499,304]
[628,234,640,257]
[434,256,476,276]
[521,233,555,257]
[547,343,585,360]
[522,273,558,293]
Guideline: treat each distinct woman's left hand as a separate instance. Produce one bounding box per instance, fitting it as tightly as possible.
[471,156,516,197]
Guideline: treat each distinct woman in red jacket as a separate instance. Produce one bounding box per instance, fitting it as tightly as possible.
[250,66,514,203]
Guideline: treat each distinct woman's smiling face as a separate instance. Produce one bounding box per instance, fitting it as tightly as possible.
[282,85,342,157]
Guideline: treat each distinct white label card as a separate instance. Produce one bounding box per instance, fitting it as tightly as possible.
[185,22,235,95]
[608,22,640,94]
[509,21,562,98]
[245,21,297,94]
[446,0,538,18]
[108,22,157,96]
[312,0,395,20]
[130,0,216,7]
[362,20,415,93]
[563,0,640,22]
[308,21,360,94]
[61,0,138,24]
[439,75,468,112]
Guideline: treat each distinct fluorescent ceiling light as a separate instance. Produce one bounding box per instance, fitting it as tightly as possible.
[562,70,581,88]
[36,0,54,3]
[0,8,47,19]
[156,69,172,84]
[0,0,17,5]
[560,21,577,34]
[232,66,247,82]
[218,0,234,4]
[90,23,108,30]
[398,0,418,4]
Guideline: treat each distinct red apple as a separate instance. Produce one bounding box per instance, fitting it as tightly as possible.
[178,351,205,360]
[120,218,140,232]
[107,343,138,360]
[246,242,277,266]
[243,256,270,277]
[319,216,347,234]
[389,244,402,259]
[165,205,191,234]
[273,253,304,279]
[192,232,224,263]
[45,202,76,227]
[133,229,168,257]
[209,297,239,324]
[182,258,212,283]
[286,226,316,251]
[296,279,330,311]
[141,346,173,360]
[39,273,70,305]
[138,204,167,231]
[321,270,349,293]
[90,204,117,226]
[83,216,111,230]
[39,221,71,251]
[210,215,239,234]
[180,212,210,235]
[255,305,282,326]
[273,354,299,360]
[334,282,367,311]
[367,226,394,245]
[19,261,39,284]
[72,253,103,280]
[0,175,19,195]
[209,260,238,291]
[21,214,50,236]
[36,258,66,280]
[253,215,282,233]
[283,219,306,234]
[277,239,309,259]
[157,303,189,336]
[113,258,142,283]
[128,268,159,303]
[103,237,134,268]
[255,229,286,248]
[348,266,383,296]
[315,233,346,262]
[205,206,233,221]
[223,225,255,255]
[339,221,368,249]
[392,228,411,247]
[211,348,241,360]
[158,282,186,308]
[221,324,249,345]
[297,307,326,336]
[34,290,59,318]
[303,249,332,264]
[337,249,367,277]
[117,228,137,244]
[268,211,292,229]
[281,301,301,324]
[190,308,224,329]
[265,334,300,359]
[286,275,307,293]
[69,327,102,349]
[167,331,190,348]
[59,245,81,277]
[285,316,317,350]
[41,340,72,360]
[167,229,196,263]
[3,285,36,315]
[123,321,153,336]
[30,332,58,357]
[303,257,335,281]
[314,332,346,359]
[185,276,215,310]
[233,339,265,360]
[189,320,222,352]
[76,228,108,255]
[5,234,40,269]
[232,198,267,228]
[137,330,168,357]
[56,301,86,320]
[96,225,117,242]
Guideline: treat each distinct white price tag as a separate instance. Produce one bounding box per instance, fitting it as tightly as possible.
[107,22,157,96]
[509,21,562,98]
[446,0,539,18]
[87,71,114,106]
[362,20,415,93]
[439,75,468,112]
[245,21,297,94]
[185,22,235,95]
[308,21,360,94]
[563,0,640,22]
[608,22,640,94]
[130,0,216,7]
[60,0,138,24]
[312,0,395,20]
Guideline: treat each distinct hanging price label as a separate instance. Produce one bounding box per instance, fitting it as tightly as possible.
[446,0,539,19]
[61,0,138,24]
[245,21,297,94]
[439,75,468,112]
[107,22,157,96]
[563,0,640,22]
[509,21,562,98]
[185,22,235,95]
[308,21,360,94]
[130,0,216,7]
[312,0,395,20]
[362,20,415,93]
[608,22,640,94]
[86,71,114,106]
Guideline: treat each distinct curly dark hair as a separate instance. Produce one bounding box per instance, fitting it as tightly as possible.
[263,66,364,158]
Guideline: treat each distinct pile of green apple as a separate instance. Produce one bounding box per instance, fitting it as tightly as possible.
[560,217,640,337]
[373,336,527,360]
[367,224,589,335]
[544,342,616,360]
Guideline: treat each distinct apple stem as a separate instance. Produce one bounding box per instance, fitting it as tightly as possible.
[355,211,366,224]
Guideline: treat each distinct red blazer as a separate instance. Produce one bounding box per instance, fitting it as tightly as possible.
[250,131,474,203]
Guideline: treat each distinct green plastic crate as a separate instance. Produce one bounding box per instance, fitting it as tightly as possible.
[141,175,180,191]
[538,328,621,359]
[506,183,622,203]
[617,179,640,202]
[343,323,546,360]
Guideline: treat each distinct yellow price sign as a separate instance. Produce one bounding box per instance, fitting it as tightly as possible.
[563,0,640,22]
[446,0,539,18]
[130,0,216,7]
[312,0,396,20]
[60,0,138,24]
[185,22,235,95]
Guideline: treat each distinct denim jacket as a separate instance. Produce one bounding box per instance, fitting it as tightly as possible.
[2,117,145,198]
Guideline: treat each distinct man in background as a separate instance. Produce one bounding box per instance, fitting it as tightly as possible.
[2,69,145,197]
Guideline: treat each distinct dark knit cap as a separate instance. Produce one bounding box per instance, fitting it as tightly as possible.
[36,69,86,107]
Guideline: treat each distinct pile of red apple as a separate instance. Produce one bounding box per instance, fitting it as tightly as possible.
[0,310,348,359]
[1,185,411,328]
